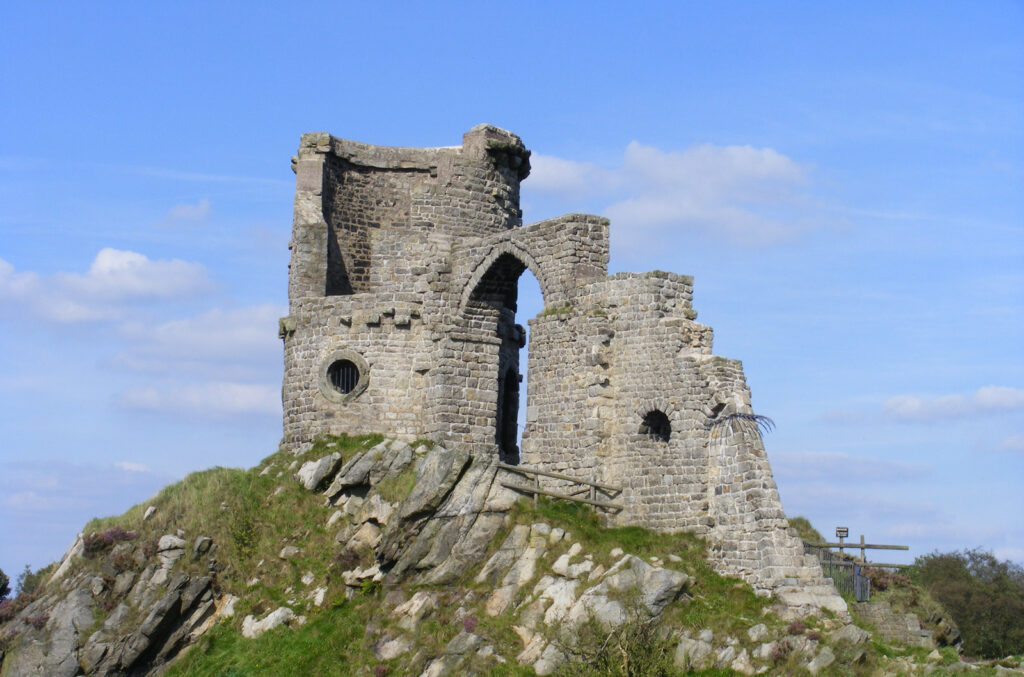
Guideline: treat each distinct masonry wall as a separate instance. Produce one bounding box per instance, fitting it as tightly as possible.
[282,125,530,450]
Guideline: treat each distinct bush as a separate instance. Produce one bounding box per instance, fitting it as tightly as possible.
[913,548,1024,658]
[0,568,9,600]
[111,548,138,573]
[0,600,16,624]
[553,608,678,677]
[786,620,806,635]
[863,566,910,592]
[769,641,792,663]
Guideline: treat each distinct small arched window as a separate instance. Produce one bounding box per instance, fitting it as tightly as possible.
[640,410,671,443]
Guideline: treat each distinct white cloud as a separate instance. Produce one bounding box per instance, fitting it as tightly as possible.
[114,461,150,473]
[772,450,929,482]
[527,142,814,245]
[166,198,211,222]
[994,546,1024,565]
[116,381,281,418]
[996,434,1024,453]
[884,385,1024,422]
[528,154,617,195]
[114,304,284,377]
[0,249,211,323]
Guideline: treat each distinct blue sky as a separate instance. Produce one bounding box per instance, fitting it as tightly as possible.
[1,2,1021,579]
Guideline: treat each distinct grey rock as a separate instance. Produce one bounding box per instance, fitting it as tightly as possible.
[192,535,213,559]
[747,622,769,642]
[296,452,342,490]
[807,646,836,675]
[242,607,296,638]
[731,648,756,675]
[374,635,413,660]
[323,449,373,497]
[715,645,737,668]
[279,545,301,559]
[158,534,186,551]
[2,587,94,677]
[832,623,871,645]
[675,636,713,669]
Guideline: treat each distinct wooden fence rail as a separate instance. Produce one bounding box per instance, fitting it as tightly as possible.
[496,463,623,512]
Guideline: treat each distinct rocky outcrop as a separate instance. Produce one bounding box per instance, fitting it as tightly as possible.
[0,534,229,677]
[0,437,866,676]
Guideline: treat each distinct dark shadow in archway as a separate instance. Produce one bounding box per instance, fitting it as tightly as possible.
[464,253,541,464]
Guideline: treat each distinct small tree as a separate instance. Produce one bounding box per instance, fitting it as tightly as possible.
[15,565,43,598]
[0,568,10,600]
[913,548,1024,658]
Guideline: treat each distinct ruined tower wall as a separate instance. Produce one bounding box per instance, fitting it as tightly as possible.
[282,126,529,449]
[281,126,846,609]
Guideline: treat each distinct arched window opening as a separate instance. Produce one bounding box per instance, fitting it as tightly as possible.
[640,410,671,443]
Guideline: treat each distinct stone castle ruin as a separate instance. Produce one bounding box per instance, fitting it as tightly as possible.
[280,124,843,608]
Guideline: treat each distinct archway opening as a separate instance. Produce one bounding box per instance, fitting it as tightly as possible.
[464,253,543,464]
[640,410,672,443]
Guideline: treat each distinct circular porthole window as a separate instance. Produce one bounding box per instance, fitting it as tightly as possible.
[327,359,360,394]
[319,349,369,403]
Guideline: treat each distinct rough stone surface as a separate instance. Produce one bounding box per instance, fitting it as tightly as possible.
[241,607,296,639]
[279,125,844,607]
[296,452,342,490]
[855,601,936,648]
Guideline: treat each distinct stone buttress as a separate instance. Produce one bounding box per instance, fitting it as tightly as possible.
[279,125,845,611]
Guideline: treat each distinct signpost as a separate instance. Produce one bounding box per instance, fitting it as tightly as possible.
[836,526,849,557]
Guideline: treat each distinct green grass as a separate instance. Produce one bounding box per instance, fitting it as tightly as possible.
[539,302,573,317]
[787,516,824,544]
[80,434,388,613]
[376,465,418,504]
[165,599,377,677]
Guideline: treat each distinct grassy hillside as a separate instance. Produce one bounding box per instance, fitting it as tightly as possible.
[8,439,1018,677]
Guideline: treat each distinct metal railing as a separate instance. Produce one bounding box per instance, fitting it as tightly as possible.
[496,463,623,512]
[807,545,871,602]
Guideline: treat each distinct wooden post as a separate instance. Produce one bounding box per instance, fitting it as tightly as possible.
[860,534,866,563]
[590,474,596,502]
[534,472,540,506]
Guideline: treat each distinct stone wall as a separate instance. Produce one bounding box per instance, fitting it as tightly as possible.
[280,125,845,609]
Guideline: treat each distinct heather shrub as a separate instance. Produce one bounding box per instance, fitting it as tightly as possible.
[0,627,19,652]
[25,614,48,630]
[83,527,138,557]
[111,548,138,572]
[786,620,806,635]
[864,566,910,592]
[770,640,792,663]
